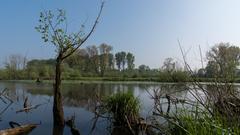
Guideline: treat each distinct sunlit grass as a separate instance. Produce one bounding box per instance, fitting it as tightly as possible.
[103,92,140,126]
[169,107,240,135]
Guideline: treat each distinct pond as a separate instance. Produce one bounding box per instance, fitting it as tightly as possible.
[0,81,191,135]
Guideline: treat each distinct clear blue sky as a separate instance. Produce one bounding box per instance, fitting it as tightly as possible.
[1,0,240,69]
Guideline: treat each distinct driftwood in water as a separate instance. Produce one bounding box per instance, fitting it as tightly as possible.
[0,124,37,135]
[16,104,43,113]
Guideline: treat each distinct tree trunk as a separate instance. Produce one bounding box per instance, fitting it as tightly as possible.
[53,54,65,128]
[53,124,64,135]
[100,67,105,77]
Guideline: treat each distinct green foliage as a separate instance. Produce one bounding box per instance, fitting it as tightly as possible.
[171,71,189,82]
[103,92,140,125]
[115,51,133,71]
[115,52,122,70]
[35,9,84,53]
[26,59,55,79]
[206,43,240,80]
[0,50,192,82]
[99,43,113,76]
[62,68,81,80]
[138,64,150,73]
[169,109,240,135]
[126,52,135,70]
[0,69,8,80]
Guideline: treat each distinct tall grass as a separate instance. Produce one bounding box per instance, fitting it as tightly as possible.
[103,92,140,126]
[169,109,240,135]
[149,83,240,135]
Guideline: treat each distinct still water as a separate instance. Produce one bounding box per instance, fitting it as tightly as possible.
[0,81,189,135]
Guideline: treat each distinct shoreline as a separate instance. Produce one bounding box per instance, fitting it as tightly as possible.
[1,79,240,85]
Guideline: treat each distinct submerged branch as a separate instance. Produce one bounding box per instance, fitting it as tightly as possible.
[16,104,44,113]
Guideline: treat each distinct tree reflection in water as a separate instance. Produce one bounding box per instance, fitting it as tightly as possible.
[0,82,195,135]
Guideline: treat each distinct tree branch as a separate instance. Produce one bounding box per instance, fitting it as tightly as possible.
[62,2,104,60]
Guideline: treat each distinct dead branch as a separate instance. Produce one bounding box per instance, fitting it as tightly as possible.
[65,115,81,135]
[23,96,28,108]
[16,104,43,113]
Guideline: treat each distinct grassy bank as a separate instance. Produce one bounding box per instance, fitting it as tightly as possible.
[2,77,240,84]
[0,77,216,83]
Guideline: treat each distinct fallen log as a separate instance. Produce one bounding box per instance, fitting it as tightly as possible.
[0,124,37,135]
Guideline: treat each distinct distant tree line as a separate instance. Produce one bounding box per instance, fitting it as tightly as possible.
[0,43,140,80]
[1,42,239,82]
[0,42,188,82]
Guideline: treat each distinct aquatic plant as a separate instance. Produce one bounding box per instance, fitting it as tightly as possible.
[103,92,140,126]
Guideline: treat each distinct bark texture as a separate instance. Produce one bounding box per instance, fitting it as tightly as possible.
[53,54,64,127]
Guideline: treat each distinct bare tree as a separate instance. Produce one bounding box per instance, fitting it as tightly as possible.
[5,54,27,79]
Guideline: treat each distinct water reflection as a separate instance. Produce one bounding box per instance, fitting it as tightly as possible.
[0,81,193,135]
